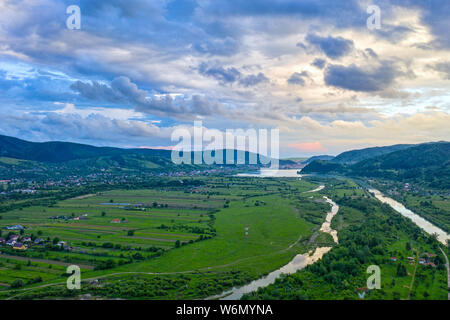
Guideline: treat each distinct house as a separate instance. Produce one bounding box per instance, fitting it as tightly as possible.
[22,236,32,242]
[6,239,16,246]
[57,241,67,247]
[424,262,436,268]
[390,257,397,261]
[425,253,437,258]
[5,224,24,230]
[419,258,425,264]
[0,238,5,244]
[9,234,20,241]
[13,242,26,250]
[111,218,121,223]
[34,238,43,244]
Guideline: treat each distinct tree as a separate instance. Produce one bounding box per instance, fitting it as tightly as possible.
[127,230,135,236]
[11,279,23,288]
[406,242,411,251]
[175,240,181,248]
[101,211,106,217]
[396,263,407,277]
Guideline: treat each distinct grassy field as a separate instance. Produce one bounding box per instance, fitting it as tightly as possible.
[0,176,332,298]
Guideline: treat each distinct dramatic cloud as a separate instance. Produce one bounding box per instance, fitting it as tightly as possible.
[287,71,309,86]
[198,62,269,87]
[304,34,354,59]
[198,62,241,84]
[239,72,269,87]
[71,76,225,119]
[324,61,402,92]
[311,58,326,69]
[0,0,449,156]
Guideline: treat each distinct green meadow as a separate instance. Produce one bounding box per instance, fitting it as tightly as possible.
[0,177,331,298]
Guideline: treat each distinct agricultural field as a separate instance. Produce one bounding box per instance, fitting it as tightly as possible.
[0,176,332,299]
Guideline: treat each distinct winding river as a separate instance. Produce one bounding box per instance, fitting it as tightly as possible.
[208,184,339,300]
[369,189,450,245]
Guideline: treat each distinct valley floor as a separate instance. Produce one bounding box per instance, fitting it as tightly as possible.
[0,176,447,300]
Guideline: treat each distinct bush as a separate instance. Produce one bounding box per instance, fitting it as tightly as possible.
[11,279,23,288]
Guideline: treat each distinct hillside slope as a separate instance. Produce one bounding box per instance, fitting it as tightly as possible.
[332,144,413,164]
[302,141,450,189]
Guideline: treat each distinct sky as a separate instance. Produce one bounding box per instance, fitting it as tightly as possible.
[0,0,449,157]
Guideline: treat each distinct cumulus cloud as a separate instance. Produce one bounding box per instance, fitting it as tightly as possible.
[311,58,326,69]
[324,61,402,92]
[71,76,225,119]
[197,62,269,87]
[287,71,309,86]
[239,72,269,87]
[303,34,354,59]
[198,62,241,83]
[0,110,173,147]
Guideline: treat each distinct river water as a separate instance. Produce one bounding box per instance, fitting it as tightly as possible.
[208,185,339,300]
[369,189,450,245]
[235,169,301,178]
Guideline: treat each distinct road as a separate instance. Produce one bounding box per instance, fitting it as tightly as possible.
[439,247,450,300]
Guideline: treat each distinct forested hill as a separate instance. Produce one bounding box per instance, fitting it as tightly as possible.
[0,134,172,163]
[351,142,450,187]
[302,155,335,164]
[302,141,450,189]
[332,144,413,164]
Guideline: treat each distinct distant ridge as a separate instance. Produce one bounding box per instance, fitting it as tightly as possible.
[0,134,289,166]
[0,134,171,163]
[302,155,335,164]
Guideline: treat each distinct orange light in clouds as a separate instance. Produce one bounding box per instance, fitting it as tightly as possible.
[288,141,326,152]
